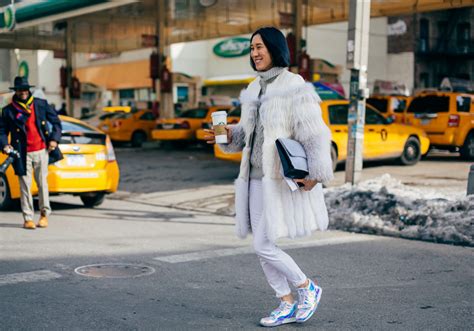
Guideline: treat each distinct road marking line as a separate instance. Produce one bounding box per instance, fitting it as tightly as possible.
[0,270,62,286]
[154,235,382,263]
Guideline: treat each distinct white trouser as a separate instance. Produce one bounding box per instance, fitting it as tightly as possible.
[249,179,307,298]
[19,149,51,221]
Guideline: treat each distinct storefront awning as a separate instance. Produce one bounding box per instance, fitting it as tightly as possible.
[75,60,151,90]
[1,0,472,53]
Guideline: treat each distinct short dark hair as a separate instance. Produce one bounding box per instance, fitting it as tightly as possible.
[250,27,290,71]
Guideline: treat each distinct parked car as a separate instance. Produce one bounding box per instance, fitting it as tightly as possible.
[0,116,120,210]
[152,105,232,142]
[196,105,241,140]
[404,91,473,160]
[98,109,156,147]
[214,100,430,169]
[366,95,412,123]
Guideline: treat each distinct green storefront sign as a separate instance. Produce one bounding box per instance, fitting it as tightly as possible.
[213,37,250,58]
[3,4,15,30]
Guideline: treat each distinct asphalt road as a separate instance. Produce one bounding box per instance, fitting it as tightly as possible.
[0,144,472,330]
[0,195,472,330]
[115,142,471,194]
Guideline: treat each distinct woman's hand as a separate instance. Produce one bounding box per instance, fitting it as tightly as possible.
[293,178,318,191]
[203,126,232,144]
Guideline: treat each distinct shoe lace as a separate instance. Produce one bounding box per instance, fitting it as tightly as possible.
[297,287,315,309]
[270,301,292,317]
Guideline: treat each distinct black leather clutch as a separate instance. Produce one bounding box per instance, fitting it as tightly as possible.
[275,138,309,179]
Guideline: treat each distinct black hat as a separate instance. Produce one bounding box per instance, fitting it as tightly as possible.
[9,76,35,91]
[250,27,290,71]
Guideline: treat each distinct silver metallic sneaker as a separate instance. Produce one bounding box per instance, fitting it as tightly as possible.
[260,300,297,327]
[296,280,322,323]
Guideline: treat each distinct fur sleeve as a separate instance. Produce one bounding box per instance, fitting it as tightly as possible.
[218,124,245,153]
[291,84,334,184]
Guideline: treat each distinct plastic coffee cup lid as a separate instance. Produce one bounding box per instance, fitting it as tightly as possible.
[211,111,227,117]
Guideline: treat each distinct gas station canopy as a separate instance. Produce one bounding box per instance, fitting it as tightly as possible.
[0,0,472,53]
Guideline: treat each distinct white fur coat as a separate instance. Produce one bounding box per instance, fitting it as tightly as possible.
[222,70,334,242]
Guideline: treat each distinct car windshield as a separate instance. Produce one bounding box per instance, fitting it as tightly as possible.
[366,98,388,113]
[407,95,449,113]
[177,108,209,119]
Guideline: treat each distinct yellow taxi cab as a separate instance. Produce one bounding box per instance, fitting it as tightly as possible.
[366,95,412,123]
[98,109,157,147]
[404,91,473,160]
[152,105,232,142]
[196,105,241,141]
[214,100,430,169]
[0,116,120,210]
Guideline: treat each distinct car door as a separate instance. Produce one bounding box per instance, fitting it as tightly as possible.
[326,103,349,161]
[139,111,157,138]
[364,106,390,159]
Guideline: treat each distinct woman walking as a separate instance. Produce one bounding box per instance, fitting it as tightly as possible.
[205,27,333,327]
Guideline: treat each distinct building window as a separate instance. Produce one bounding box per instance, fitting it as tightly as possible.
[457,23,470,53]
[437,21,448,39]
[177,86,189,103]
[419,18,430,52]
[137,88,152,101]
[119,89,134,100]
[420,73,429,88]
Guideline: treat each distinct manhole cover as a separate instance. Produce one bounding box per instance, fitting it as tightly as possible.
[74,263,155,279]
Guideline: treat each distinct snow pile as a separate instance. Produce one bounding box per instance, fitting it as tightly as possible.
[325,174,473,246]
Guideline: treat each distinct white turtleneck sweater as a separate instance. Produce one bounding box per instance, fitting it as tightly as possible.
[249,66,285,179]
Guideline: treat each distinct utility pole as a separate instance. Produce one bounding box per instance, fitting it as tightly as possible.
[345,0,371,185]
[65,22,74,118]
[158,0,173,119]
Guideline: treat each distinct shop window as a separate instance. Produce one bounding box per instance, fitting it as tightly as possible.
[177,86,189,102]
[137,88,151,101]
[119,89,135,100]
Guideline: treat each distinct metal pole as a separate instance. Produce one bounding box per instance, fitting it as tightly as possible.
[158,0,173,119]
[294,0,302,66]
[345,0,371,185]
[65,22,74,118]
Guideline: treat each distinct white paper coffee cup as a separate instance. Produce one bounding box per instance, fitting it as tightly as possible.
[211,111,228,144]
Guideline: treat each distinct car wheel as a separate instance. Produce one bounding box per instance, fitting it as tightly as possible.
[131,131,146,148]
[330,144,337,172]
[400,137,421,165]
[80,192,106,208]
[460,132,474,161]
[0,173,13,210]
